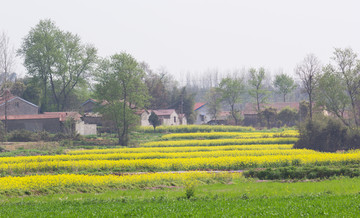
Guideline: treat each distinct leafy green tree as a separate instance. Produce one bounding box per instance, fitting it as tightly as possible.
[323,48,360,128]
[18,19,97,111]
[10,81,26,97]
[317,69,350,126]
[94,52,148,146]
[142,63,173,109]
[148,111,161,131]
[17,20,59,111]
[21,77,42,108]
[298,101,309,122]
[273,73,296,102]
[169,87,195,124]
[219,76,244,125]
[205,87,222,121]
[260,107,277,129]
[277,107,298,127]
[248,68,269,112]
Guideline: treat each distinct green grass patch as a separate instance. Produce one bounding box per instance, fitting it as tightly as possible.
[1,177,360,217]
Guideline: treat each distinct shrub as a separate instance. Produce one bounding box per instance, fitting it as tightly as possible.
[0,121,5,141]
[294,114,360,152]
[8,130,37,142]
[184,181,196,199]
[244,166,360,180]
[277,107,298,127]
[36,131,51,141]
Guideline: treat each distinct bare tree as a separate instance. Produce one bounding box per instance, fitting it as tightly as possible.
[0,31,15,137]
[295,54,322,120]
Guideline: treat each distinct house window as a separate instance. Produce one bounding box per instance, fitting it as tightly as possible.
[15,102,19,108]
[174,116,177,123]
[200,115,205,122]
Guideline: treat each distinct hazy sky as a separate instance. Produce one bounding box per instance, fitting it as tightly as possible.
[1,0,360,81]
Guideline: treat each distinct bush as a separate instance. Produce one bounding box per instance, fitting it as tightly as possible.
[244,166,360,180]
[294,114,360,152]
[36,131,52,141]
[184,181,196,199]
[0,121,5,141]
[277,107,298,127]
[8,130,37,142]
[5,129,82,142]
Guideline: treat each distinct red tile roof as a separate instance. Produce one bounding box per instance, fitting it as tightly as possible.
[152,109,176,116]
[194,102,206,111]
[44,112,82,121]
[0,114,61,120]
[1,112,82,122]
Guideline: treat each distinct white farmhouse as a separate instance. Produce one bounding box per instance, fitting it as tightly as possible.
[140,109,187,126]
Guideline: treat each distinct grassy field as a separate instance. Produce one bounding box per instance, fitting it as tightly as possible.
[1,178,360,217]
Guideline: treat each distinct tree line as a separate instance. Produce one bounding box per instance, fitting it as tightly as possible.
[1,19,360,146]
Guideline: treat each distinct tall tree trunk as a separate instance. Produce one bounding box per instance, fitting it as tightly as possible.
[41,76,47,112]
[49,73,60,111]
[231,104,238,125]
[121,92,128,146]
[350,96,359,128]
[256,92,260,112]
[309,93,312,120]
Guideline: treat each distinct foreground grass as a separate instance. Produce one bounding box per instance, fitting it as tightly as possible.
[1,194,359,217]
[2,177,360,217]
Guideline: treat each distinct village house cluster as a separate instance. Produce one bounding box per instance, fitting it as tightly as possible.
[1,93,301,136]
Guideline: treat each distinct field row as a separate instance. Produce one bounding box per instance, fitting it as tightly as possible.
[138,125,255,133]
[141,137,298,147]
[2,152,360,174]
[0,172,237,192]
[68,144,294,155]
[161,130,299,140]
[0,149,316,164]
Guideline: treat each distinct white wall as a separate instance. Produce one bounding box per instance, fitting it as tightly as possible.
[194,106,211,125]
[75,121,97,135]
[141,111,183,126]
[140,112,150,126]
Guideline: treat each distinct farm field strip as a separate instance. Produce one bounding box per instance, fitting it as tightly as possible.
[3,177,360,217]
[141,137,298,147]
[139,125,255,133]
[0,171,238,192]
[3,152,360,174]
[0,149,318,164]
[161,130,299,140]
[68,144,294,155]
